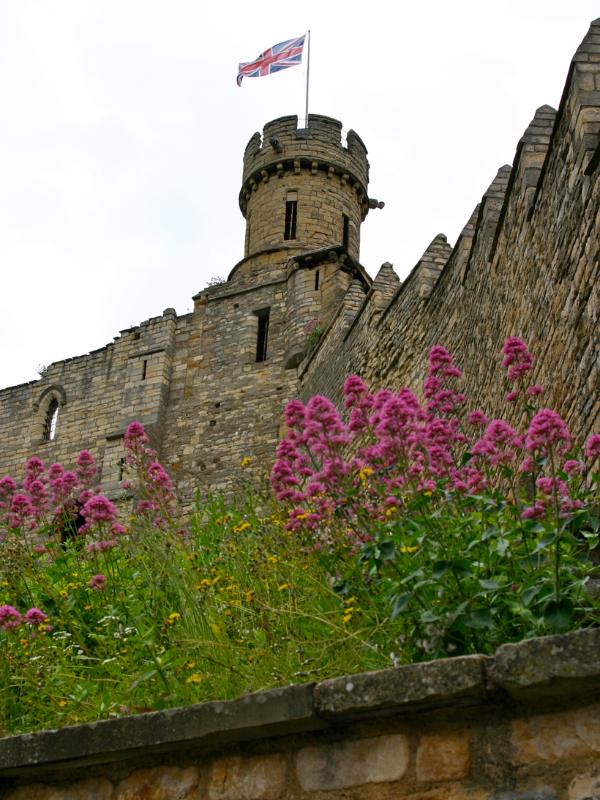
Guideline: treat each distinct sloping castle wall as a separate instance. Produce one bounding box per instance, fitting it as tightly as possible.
[300,21,600,448]
[0,20,598,497]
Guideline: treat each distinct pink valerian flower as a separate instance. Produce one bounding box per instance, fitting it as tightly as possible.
[110,523,127,536]
[467,410,488,427]
[24,608,48,625]
[560,498,584,518]
[86,540,118,553]
[518,456,535,474]
[136,499,157,514]
[585,434,600,460]
[527,384,544,397]
[562,459,583,476]
[505,390,519,403]
[76,450,98,484]
[502,337,534,382]
[47,463,64,481]
[472,420,520,467]
[536,476,568,498]
[33,544,47,554]
[0,605,22,630]
[526,409,572,455]
[124,421,150,454]
[521,502,546,519]
[24,456,45,480]
[424,346,464,415]
[82,495,117,525]
[27,480,48,517]
[88,573,107,590]
[8,493,34,528]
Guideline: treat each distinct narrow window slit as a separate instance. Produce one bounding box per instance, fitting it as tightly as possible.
[315,269,320,291]
[255,308,270,363]
[118,458,125,482]
[284,191,298,240]
[43,400,59,441]
[141,359,147,380]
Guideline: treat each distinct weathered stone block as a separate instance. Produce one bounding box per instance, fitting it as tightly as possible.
[115,766,200,799]
[208,754,286,800]
[296,734,409,790]
[416,729,471,782]
[511,704,600,764]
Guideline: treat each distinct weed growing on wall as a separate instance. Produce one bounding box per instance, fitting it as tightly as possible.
[0,339,598,734]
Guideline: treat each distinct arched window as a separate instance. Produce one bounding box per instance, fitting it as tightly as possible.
[43,399,59,441]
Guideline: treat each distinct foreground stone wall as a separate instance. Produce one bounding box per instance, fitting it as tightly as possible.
[300,20,600,449]
[1,629,599,799]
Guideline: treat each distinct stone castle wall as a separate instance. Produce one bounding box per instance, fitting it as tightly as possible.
[2,629,600,800]
[300,21,600,449]
[0,22,598,495]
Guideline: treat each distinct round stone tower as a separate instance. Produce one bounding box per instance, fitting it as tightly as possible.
[238,114,370,266]
[234,114,376,368]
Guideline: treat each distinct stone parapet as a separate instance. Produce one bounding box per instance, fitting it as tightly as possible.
[1,629,600,798]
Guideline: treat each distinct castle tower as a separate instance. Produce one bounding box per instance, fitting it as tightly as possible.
[234,114,376,367]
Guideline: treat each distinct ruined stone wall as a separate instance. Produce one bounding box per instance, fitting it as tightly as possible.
[0,311,177,493]
[1,629,599,800]
[300,20,600,449]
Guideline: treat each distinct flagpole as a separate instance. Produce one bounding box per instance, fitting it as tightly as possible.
[304,30,311,127]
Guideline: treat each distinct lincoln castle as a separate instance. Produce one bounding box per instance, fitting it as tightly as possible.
[0,20,598,504]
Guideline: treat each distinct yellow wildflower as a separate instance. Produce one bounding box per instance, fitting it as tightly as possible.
[277,583,290,592]
[240,457,252,467]
[59,590,68,599]
[233,521,251,534]
[399,546,418,554]
[358,466,373,483]
[165,612,181,626]
[58,700,67,708]
[186,673,202,684]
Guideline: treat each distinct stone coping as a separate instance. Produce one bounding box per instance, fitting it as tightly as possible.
[1,628,599,779]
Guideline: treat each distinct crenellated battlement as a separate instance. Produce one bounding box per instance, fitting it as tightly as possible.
[240,114,370,218]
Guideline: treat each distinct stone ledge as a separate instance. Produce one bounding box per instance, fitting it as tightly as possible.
[0,684,320,778]
[314,654,489,718]
[1,629,599,781]
[487,627,600,703]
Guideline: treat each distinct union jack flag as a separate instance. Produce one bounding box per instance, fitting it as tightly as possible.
[237,35,306,87]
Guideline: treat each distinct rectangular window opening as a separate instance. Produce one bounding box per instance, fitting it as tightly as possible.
[118,458,125,482]
[342,214,350,250]
[314,269,320,291]
[255,308,270,363]
[284,191,298,240]
[141,359,148,380]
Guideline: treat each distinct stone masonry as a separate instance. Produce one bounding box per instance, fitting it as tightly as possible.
[1,628,600,799]
[0,20,599,502]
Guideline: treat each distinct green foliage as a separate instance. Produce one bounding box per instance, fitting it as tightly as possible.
[0,493,393,735]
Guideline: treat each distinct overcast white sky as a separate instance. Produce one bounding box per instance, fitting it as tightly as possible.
[0,2,597,389]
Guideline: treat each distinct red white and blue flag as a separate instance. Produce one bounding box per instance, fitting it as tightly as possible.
[237,35,306,86]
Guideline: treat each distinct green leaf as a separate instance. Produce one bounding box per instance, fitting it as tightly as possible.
[419,611,439,623]
[496,538,510,556]
[533,534,558,553]
[521,585,541,606]
[451,558,474,577]
[479,578,501,591]
[543,599,574,632]
[379,540,395,560]
[432,561,450,579]
[390,594,411,620]
[464,608,494,629]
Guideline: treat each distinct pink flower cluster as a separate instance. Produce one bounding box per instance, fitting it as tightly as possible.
[272,347,483,539]
[271,340,599,539]
[0,604,50,632]
[0,450,101,533]
[123,421,178,527]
